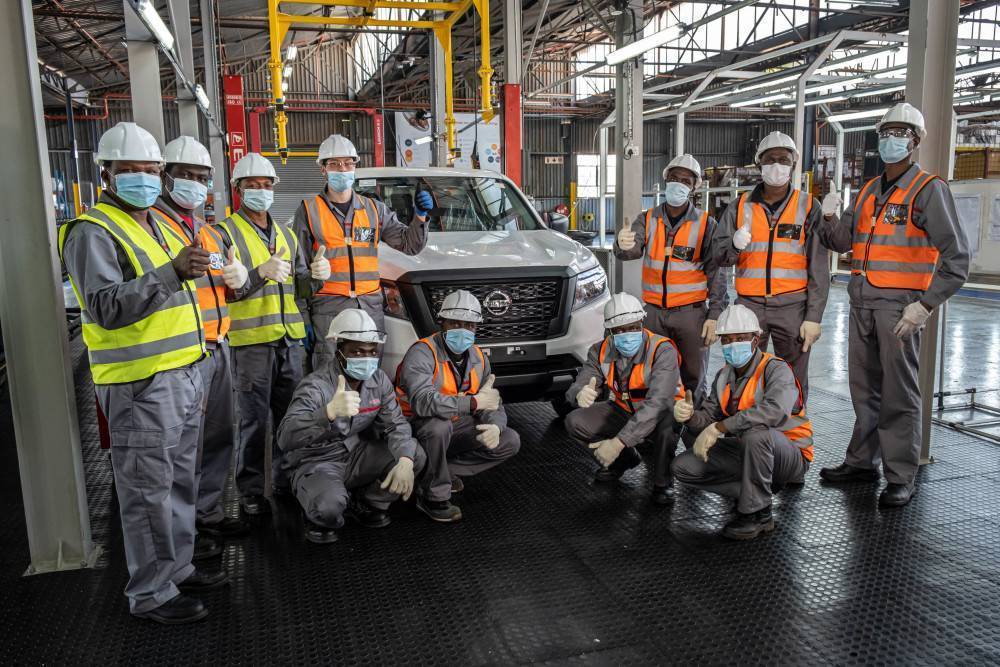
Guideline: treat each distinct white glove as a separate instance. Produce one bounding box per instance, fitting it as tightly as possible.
[701,319,718,347]
[576,377,599,409]
[380,457,415,500]
[893,301,932,339]
[474,374,501,412]
[693,423,722,463]
[475,423,501,449]
[258,247,291,283]
[588,437,626,467]
[617,225,637,251]
[822,191,842,218]
[326,375,361,420]
[800,321,822,353]
[673,389,694,423]
[309,244,331,281]
[733,225,752,251]
[221,246,248,289]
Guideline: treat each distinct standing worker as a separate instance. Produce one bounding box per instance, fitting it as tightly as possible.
[714,132,830,403]
[59,122,226,624]
[292,134,431,368]
[816,103,969,507]
[215,153,324,516]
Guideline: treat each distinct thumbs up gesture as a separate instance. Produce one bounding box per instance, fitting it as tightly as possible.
[326,374,361,420]
[474,373,501,412]
[221,246,249,289]
[309,244,331,281]
[673,389,694,423]
[576,376,599,409]
[172,232,212,279]
[617,225,637,251]
[259,246,291,283]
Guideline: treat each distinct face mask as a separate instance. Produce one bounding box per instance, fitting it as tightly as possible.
[327,171,356,193]
[722,341,755,368]
[613,331,643,357]
[113,172,161,208]
[242,188,273,212]
[878,136,912,165]
[444,328,476,355]
[761,163,792,187]
[343,356,379,381]
[664,182,691,207]
[168,177,208,209]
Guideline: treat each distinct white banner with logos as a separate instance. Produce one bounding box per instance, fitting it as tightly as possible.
[394,112,501,171]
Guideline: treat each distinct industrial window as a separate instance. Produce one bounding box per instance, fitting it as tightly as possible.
[576,154,616,198]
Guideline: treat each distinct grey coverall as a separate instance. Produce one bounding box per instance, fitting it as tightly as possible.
[672,349,808,514]
[276,362,426,529]
[62,196,205,615]
[817,163,969,488]
[397,333,521,502]
[291,190,428,368]
[615,202,728,399]
[563,331,681,486]
[714,184,830,403]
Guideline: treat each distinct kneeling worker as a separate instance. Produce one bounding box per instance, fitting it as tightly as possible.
[671,304,813,540]
[563,293,682,505]
[396,290,520,523]
[276,309,426,544]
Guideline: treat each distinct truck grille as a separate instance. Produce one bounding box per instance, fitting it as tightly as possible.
[424,280,563,342]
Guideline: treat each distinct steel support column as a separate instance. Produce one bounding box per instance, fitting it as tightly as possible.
[428,12,449,167]
[168,0,199,138]
[675,113,685,156]
[0,0,92,573]
[124,0,166,146]
[199,0,229,215]
[615,0,645,296]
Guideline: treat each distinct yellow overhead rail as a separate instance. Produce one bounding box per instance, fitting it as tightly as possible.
[266,0,495,164]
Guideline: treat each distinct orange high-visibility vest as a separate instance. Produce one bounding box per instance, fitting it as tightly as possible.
[850,169,939,291]
[302,194,381,298]
[641,207,710,309]
[153,207,231,342]
[718,352,814,461]
[395,332,486,419]
[598,329,684,414]
[734,189,812,297]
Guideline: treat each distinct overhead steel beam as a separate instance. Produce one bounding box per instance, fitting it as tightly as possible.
[168,0,199,138]
[793,33,844,185]
[124,0,165,145]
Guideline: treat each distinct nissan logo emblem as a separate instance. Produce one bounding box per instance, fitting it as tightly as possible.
[483,290,513,316]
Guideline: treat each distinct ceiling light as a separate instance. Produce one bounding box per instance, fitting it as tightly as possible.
[606,26,680,66]
[194,84,210,110]
[826,107,890,122]
[283,64,293,79]
[135,0,175,52]
[735,72,799,93]
[286,45,298,61]
[730,92,790,108]
[779,93,850,109]
[850,83,906,98]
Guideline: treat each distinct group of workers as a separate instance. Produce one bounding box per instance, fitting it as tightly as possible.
[59,100,968,625]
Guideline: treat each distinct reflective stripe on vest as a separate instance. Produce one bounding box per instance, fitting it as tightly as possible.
[153,208,231,342]
[850,169,939,291]
[217,213,305,346]
[734,189,811,297]
[303,194,381,298]
[641,207,710,308]
[717,352,813,461]
[598,330,684,414]
[395,333,486,419]
[57,203,206,384]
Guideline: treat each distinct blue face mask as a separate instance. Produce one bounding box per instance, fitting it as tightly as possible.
[242,188,273,212]
[878,136,912,165]
[722,341,755,368]
[327,171,356,193]
[444,328,476,355]
[343,356,379,381]
[114,172,161,208]
[664,181,691,207]
[613,331,643,357]
[168,177,208,209]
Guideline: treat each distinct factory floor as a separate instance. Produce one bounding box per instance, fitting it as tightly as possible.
[2,283,999,665]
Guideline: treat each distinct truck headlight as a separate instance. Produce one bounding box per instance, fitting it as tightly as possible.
[382,280,409,320]
[573,265,607,310]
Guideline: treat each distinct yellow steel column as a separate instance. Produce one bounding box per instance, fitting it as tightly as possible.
[267,0,290,163]
[433,25,457,153]
[472,0,494,122]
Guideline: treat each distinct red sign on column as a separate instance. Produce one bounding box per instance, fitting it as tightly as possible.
[223,75,246,209]
[372,113,385,167]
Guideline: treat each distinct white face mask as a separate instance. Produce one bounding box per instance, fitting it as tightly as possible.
[761,163,792,187]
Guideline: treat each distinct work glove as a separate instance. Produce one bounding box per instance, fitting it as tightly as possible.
[309,244,331,281]
[221,246,248,289]
[380,457,415,500]
[589,437,626,467]
[693,423,722,463]
[701,319,718,347]
[474,374,501,412]
[617,225,637,251]
[414,190,434,219]
[893,301,932,339]
[733,224,752,251]
[172,233,212,280]
[476,423,501,450]
[800,320,822,353]
[258,247,291,283]
[326,375,361,420]
[822,191,842,218]
[304,323,316,354]
[576,377,599,409]
[673,389,694,423]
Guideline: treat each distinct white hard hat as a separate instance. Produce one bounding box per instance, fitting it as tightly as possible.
[662,153,703,188]
[327,308,386,343]
[438,289,483,323]
[755,131,799,164]
[95,122,163,165]
[716,304,762,336]
[230,153,279,185]
[317,134,359,165]
[876,102,927,139]
[603,292,645,329]
[164,135,214,171]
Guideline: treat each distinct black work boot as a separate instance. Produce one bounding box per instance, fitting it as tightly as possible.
[304,519,339,545]
[879,483,916,507]
[240,494,270,516]
[416,496,463,523]
[450,476,465,494]
[197,516,251,538]
[193,534,222,562]
[819,463,880,483]
[594,446,642,483]
[178,569,230,593]
[134,595,208,625]
[722,506,776,540]
[651,479,675,505]
[344,498,391,529]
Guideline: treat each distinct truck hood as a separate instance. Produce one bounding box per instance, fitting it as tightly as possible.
[379,229,599,277]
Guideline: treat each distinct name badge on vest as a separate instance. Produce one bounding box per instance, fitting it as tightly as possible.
[776,224,802,240]
[672,245,695,261]
[354,227,376,243]
[209,252,224,270]
[883,203,908,225]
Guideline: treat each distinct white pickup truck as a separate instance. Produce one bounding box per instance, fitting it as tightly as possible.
[353,167,609,404]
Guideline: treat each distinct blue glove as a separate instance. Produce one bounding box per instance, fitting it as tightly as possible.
[414,190,434,218]
[304,324,315,353]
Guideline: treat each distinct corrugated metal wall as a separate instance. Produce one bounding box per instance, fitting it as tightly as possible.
[241,46,355,100]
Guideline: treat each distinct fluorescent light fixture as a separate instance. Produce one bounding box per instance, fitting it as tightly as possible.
[735,72,799,93]
[826,107,890,122]
[731,92,790,108]
[605,26,680,66]
[955,94,986,106]
[780,93,850,109]
[817,47,901,74]
[851,83,906,98]
[283,64,293,79]
[286,45,298,61]
[413,135,434,145]
[136,0,175,52]
[194,84,210,110]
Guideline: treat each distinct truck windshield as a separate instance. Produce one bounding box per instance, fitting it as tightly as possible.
[354,176,542,232]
